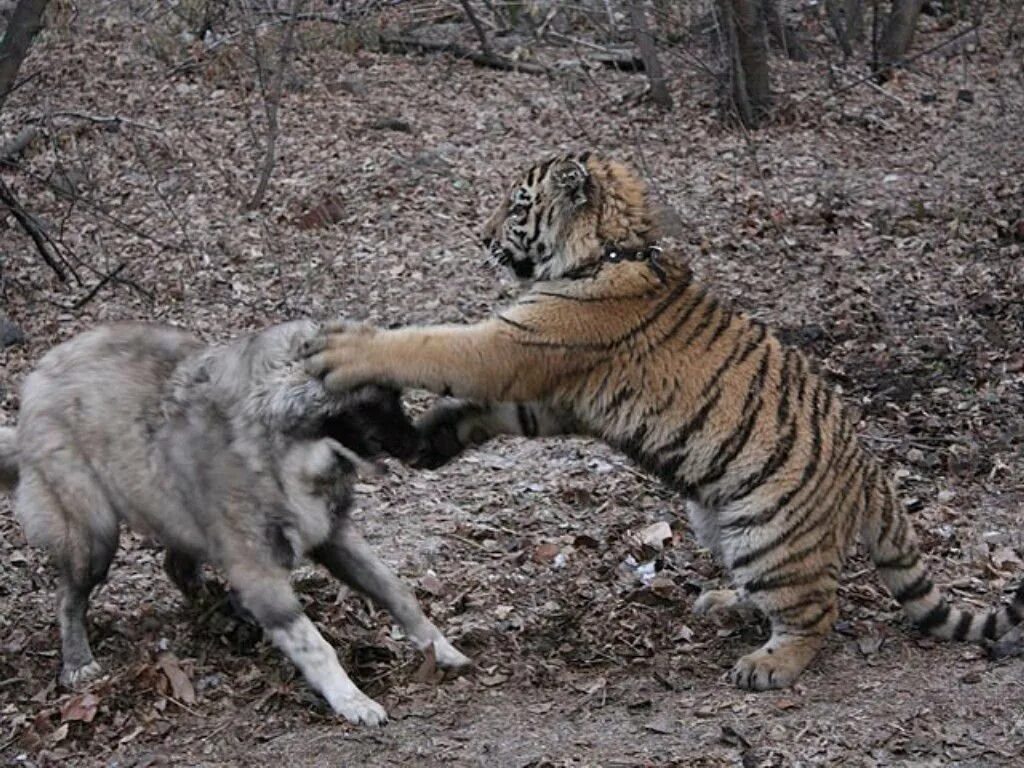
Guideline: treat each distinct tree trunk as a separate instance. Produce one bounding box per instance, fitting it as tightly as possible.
[762,0,808,61]
[0,0,51,114]
[628,0,673,109]
[826,0,853,56]
[718,0,772,128]
[878,0,924,67]
[845,0,865,44]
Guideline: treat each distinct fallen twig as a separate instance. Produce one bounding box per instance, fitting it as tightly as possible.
[810,23,981,104]
[27,110,160,131]
[0,176,71,282]
[379,34,548,75]
[68,262,128,310]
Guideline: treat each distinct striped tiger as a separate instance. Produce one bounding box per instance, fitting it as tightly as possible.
[304,153,1024,690]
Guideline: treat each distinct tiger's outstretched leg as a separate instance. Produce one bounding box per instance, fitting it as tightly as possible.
[414,399,576,469]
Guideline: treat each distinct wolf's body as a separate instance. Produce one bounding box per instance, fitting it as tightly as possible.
[0,320,468,725]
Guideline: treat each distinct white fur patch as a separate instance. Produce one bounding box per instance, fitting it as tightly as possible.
[268,616,387,726]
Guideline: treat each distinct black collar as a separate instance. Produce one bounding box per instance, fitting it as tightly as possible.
[602,243,662,263]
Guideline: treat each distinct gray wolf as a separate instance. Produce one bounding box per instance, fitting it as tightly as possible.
[0,320,469,725]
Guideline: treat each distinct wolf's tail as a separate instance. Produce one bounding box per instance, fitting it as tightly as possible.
[0,426,18,491]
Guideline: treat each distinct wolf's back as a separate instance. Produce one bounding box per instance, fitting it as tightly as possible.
[0,426,17,490]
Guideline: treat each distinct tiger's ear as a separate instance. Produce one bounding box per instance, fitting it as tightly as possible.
[554,159,591,206]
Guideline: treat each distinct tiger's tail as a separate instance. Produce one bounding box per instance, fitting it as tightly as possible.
[0,426,18,491]
[863,469,1024,642]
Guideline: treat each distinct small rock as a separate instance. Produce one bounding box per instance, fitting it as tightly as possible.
[937,489,956,504]
[638,521,673,551]
[1,317,25,348]
[369,117,413,133]
[334,79,368,97]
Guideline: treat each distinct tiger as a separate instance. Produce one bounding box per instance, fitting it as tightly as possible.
[302,152,1024,690]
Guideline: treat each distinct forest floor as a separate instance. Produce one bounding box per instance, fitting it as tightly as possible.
[1,7,1023,767]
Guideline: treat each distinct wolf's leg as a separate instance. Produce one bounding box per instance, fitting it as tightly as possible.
[57,531,118,688]
[17,464,119,688]
[164,549,204,599]
[313,521,471,670]
[225,561,387,725]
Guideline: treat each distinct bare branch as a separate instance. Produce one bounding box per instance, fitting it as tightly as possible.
[378,34,547,74]
[459,0,494,58]
[248,0,305,210]
[0,177,70,282]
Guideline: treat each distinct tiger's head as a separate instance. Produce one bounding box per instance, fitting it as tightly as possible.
[482,152,660,282]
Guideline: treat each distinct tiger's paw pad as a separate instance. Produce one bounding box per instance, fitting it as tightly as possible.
[60,660,103,689]
[728,649,804,691]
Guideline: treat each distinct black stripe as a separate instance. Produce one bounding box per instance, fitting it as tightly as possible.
[953,611,973,640]
[777,350,795,423]
[516,404,535,437]
[982,612,999,640]
[774,596,823,616]
[917,602,951,632]
[533,290,652,303]
[645,288,707,351]
[497,314,535,333]
[658,387,723,457]
[1006,599,1022,625]
[609,385,635,411]
[894,574,932,603]
[745,567,830,594]
[514,277,693,352]
[788,604,834,631]
[739,526,833,576]
[875,552,921,570]
[723,385,827,531]
[730,421,796,502]
[703,309,734,350]
[677,300,721,348]
[693,348,771,490]
[529,206,543,245]
[695,322,768,402]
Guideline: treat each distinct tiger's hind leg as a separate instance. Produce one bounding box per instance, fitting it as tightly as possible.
[727,581,838,691]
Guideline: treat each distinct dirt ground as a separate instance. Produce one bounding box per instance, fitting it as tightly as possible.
[1,6,1023,767]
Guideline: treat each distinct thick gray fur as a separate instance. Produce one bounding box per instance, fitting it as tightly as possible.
[0,320,469,725]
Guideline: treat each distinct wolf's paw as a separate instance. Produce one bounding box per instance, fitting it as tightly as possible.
[334,691,388,727]
[432,637,472,671]
[60,660,103,689]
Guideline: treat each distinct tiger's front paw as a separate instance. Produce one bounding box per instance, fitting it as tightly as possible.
[302,320,382,393]
[411,401,480,469]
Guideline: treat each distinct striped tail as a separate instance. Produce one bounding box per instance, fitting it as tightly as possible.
[0,426,17,491]
[863,469,1024,642]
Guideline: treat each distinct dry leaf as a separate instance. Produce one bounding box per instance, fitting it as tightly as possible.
[157,652,196,705]
[638,521,672,550]
[60,692,100,724]
[532,542,560,563]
